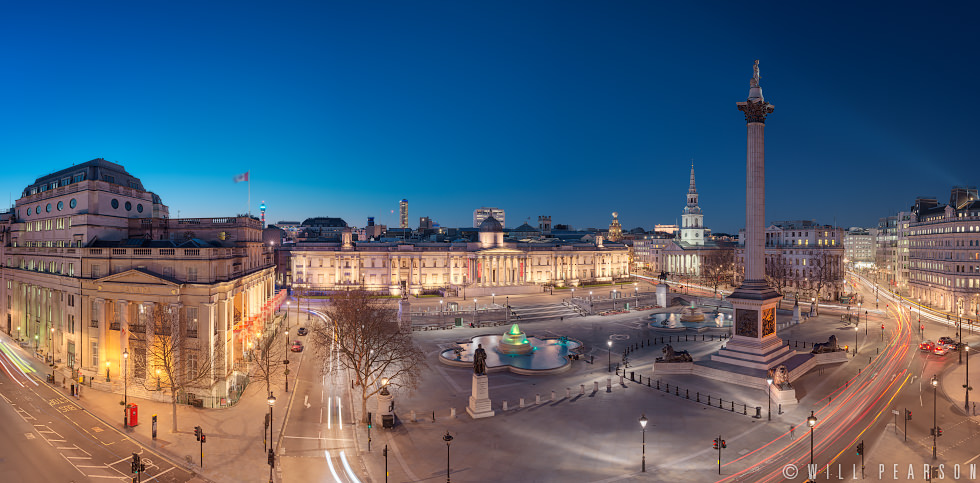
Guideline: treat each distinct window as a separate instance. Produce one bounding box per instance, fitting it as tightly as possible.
[91,265,101,278]
[137,203,143,213]
[69,198,77,209]
[57,201,63,211]
[91,300,99,327]
[187,267,198,282]
[187,308,199,338]
[187,351,199,377]
[91,341,99,368]
[46,203,52,213]
[125,201,132,211]
[104,175,115,184]
[111,199,119,209]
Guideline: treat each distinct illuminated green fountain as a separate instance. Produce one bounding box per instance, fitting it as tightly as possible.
[498,323,533,355]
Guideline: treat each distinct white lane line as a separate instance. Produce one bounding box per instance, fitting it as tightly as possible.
[66,456,92,459]
[320,406,323,424]
[325,450,345,483]
[965,452,980,465]
[86,475,127,479]
[142,466,176,482]
[337,396,343,430]
[327,396,332,429]
[340,451,362,483]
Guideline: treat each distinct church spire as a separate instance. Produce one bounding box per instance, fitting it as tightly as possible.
[688,161,697,195]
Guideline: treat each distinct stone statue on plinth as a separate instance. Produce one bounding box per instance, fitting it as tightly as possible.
[473,344,487,375]
[751,59,760,87]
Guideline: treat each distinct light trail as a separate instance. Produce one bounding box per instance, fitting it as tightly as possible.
[324,450,345,483]
[340,451,362,483]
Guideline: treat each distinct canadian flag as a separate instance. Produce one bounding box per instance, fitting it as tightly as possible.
[233,171,249,183]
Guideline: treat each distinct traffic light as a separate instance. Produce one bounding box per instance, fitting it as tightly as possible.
[720,439,727,449]
[856,442,864,456]
[713,438,719,450]
[268,449,275,467]
[906,409,912,421]
[937,427,943,437]
[131,453,139,473]
[194,425,202,441]
[367,412,372,429]
[201,434,206,443]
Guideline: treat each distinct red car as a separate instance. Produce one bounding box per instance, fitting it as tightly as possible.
[919,341,935,352]
[290,340,304,352]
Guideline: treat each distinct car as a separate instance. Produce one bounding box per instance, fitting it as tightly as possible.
[919,341,935,352]
[933,345,949,356]
[297,327,308,336]
[290,340,304,352]
[938,336,955,346]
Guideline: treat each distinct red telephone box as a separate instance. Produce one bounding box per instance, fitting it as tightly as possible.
[128,403,139,427]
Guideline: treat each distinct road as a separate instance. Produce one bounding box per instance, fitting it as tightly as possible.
[279,308,363,483]
[0,336,197,483]
[717,274,980,482]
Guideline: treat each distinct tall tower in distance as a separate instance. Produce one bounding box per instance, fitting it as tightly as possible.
[399,199,408,229]
[607,212,623,241]
[680,163,704,245]
[260,201,267,228]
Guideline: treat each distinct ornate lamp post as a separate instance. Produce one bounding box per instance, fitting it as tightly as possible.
[639,414,648,472]
[965,345,971,412]
[807,411,817,465]
[50,327,55,366]
[854,326,859,356]
[268,393,276,482]
[286,301,290,329]
[931,375,938,459]
[105,360,110,382]
[442,431,453,483]
[607,339,613,372]
[473,299,478,326]
[156,368,161,391]
[765,375,773,420]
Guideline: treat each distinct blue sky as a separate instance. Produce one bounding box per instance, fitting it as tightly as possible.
[2,1,978,233]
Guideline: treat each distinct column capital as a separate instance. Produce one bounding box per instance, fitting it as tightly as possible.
[737,100,774,123]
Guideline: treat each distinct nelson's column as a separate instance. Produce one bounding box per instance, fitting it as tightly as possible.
[711,60,794,372]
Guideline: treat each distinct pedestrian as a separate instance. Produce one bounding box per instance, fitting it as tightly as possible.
[974,402,976,416]
[790,425,795,438]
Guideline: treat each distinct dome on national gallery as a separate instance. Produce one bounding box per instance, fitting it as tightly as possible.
[479,215,503,233]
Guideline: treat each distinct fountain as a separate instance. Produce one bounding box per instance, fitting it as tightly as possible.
[679,301,705,322]
[439,323,582,375]
[498,323,533,354]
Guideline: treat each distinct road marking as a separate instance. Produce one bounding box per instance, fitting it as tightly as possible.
[25,433,35,439]
[305,394,311,408]
[325,450,344,483]
[327,396,332,429]
[142,466,175,482]
[337,396,343,430]
[340,450,362,483]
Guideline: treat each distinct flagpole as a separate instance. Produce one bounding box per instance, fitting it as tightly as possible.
[248,171,251,216]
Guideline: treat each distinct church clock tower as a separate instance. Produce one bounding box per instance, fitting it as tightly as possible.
[680,163,704,245]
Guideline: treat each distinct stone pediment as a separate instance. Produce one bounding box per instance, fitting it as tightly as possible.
[95,269,178,287]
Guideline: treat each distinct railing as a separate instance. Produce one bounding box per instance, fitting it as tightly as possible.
[110,322,121,331]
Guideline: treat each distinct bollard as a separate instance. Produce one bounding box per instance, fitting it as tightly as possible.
[594,381,599,393]
[778,403,782,415]
[666,383,670,392]
[620,374,625,385]
[657,380,661,390]
[536,394,541,404]
[607,378,612,393]
[520,398,525,408]
[686,389,689,399]
[697,392,700,402]
[551,391,556,402]
[432,411,436,422]
[410,410,416,422]
[450,407,456,418]
[743,404,747,415]
[755,406,762,418]
[731,402,735,412]
[719,399,722,408]
[647,379,651,387]
[566,388,571,399]
[675,386,679,396]
[630,371,635,382]
[503,401,508,411]
[707,395,711,405]
[581,384,586,395]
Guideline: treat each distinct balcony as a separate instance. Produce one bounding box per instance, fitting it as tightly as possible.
[110,322,121,331]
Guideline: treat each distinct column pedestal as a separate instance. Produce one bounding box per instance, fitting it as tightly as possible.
[466,374,495,419]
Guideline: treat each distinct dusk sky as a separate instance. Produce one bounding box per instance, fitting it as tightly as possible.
[2,2,978,233]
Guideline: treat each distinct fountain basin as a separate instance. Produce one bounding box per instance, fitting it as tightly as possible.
[439,334,583,375]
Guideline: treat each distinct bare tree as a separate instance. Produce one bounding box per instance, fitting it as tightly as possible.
[134,303,213,432]
[251,315,286,396]
[811,250,842,305]
[311,290,425,423]
[701,248,735,295]
[765,254,790,308]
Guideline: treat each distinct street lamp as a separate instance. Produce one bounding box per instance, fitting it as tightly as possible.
[607,339,613,372]
[442,431,453,483]
[765,375,773,421]
[50,327,55,366]
[156,368,161,391]
[590,291,594,314]
[931,375,938,459]
[965,345,971,412]
[286,301,290,328]
[865,310,868,335]
[268,393,276,482]
[106,360,110,382]
[474,299,478,326]
[639,414,648,472]
[806,411,817,465]
[123,349,129,427]
[492,293,496,306]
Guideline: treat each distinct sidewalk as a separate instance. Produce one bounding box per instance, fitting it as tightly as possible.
[939,348,979,419]
[17,343,291,482]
